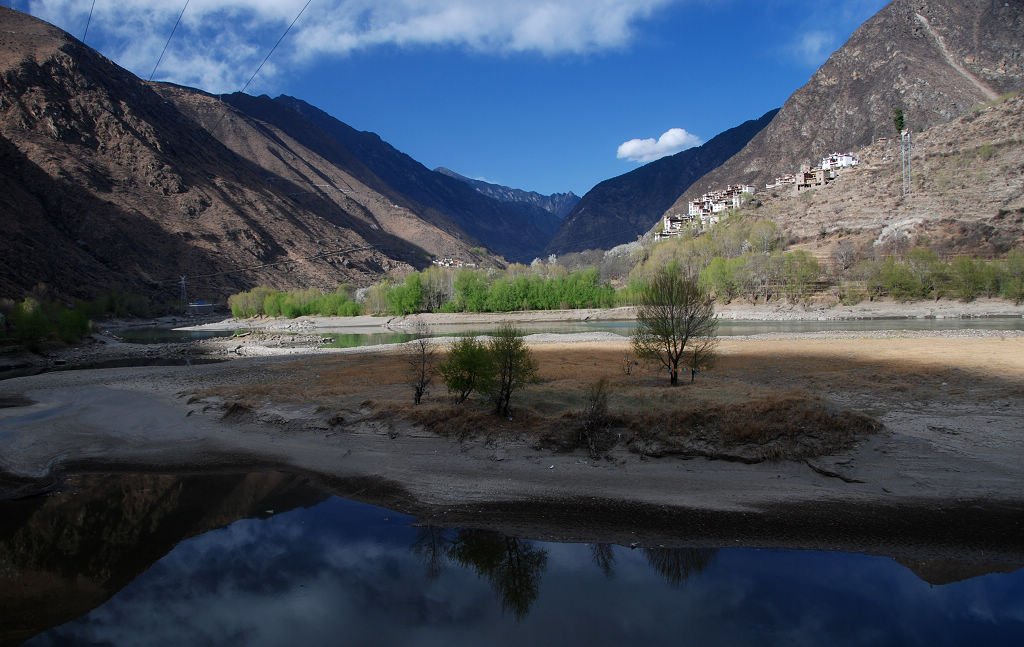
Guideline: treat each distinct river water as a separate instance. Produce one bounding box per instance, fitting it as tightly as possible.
[118,316,1024,349]
[5,473,1022,646]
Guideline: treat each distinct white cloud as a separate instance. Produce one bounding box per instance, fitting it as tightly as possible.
[616,128,701,163]
[26,0,676,93]
[790,30,838,64]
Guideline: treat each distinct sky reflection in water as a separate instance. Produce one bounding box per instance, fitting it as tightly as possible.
[28,496,1024,647]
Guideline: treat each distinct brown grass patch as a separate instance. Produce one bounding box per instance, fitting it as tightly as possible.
[192,335,1024,461]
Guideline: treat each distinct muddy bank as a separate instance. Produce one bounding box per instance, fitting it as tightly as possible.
[1,328,1022,566]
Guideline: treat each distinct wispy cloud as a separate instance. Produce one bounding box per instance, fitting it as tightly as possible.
[26,0,676,93]
[789,30,839,64]
[780,0,888,68]
[617,128,701,163]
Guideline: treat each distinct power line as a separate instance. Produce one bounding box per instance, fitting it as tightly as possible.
[209,0,314,135]
[149,0,190,82]
[81,0,96,43]
[239,0,313,96]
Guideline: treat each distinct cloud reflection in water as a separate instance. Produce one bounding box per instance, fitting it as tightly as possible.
[26,497,1024,647]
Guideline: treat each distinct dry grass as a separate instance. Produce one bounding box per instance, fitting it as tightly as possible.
[191,335,1023,462]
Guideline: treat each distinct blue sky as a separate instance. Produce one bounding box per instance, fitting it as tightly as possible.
[17,1,890,196]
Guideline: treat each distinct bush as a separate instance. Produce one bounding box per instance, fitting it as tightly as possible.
[437,335,493,404]
[228,286,364,318]
[781,250,820,302]
[482,324,538,416]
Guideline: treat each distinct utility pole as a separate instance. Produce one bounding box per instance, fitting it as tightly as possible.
[179,276,188,314]
[901,129,912,196]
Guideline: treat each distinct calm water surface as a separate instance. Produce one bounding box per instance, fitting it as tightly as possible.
[124,316,1024,348]
[17,486,1024,647]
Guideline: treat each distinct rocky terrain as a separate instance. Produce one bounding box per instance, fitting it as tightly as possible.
[545,109,777,255]
[0,8,455,305]
[274,95,563,262]
[669,0,1024,215]
[435,166,580,222]
[737,94,1024,261]
[1,7,563,306]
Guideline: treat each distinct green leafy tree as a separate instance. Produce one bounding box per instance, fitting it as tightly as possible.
[453,268,490,312]
[483,323,539,416]
[781,250,821,302]
[893,107,905,133]
[437,335,493,404]
[950,256,984,301]
[387,273,423,315]
[632,268,717,386]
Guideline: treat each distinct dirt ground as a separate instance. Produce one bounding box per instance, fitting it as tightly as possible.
[1,327,1023,557]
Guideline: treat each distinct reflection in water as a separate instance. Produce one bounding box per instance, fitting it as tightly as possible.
[590,543,616,578]
[644,547,717,587]
[411,525,449,580]
[4,475,1023,646]
[447,530,549,620]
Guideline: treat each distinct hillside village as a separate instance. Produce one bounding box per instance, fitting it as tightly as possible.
[655,152,860,240]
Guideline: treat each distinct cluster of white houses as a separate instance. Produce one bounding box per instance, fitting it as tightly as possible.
[656,151,859,241]
[432,257,477,268]
[766,152,859,191]
[656,184,755,240]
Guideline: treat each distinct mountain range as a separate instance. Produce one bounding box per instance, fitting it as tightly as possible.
[543,109,778,255]
[435,167,579,222]
[666,0,1024,218]
[2,0,1023,307]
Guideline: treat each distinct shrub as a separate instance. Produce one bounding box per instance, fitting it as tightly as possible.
[437,335,493,404]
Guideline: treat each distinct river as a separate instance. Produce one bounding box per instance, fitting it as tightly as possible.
[5,473,1022,646]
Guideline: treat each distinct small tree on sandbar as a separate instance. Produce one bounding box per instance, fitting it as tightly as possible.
[406,320,436,405]
[483,323,538,417]
[632,268,717,386]
[437,334,492,404]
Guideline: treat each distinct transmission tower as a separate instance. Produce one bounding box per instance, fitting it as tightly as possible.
[901,130,912,196]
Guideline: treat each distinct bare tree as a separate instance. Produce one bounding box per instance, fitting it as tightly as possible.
[685,335,718,383]
[406,320,436,405]
[632,268,717,386]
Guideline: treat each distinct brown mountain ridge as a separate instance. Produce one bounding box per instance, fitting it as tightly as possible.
[0,7,497,306]
[668,0,1024,218]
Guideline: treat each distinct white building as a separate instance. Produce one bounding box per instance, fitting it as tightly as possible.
[820,152,859,171]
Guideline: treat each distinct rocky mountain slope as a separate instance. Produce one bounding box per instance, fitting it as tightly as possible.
[745,94,1024,261]
[544,109,778,255]
[273,95,560,263]
[0,8,497,306]
[435,167,579,222]
[667,0,1024,217]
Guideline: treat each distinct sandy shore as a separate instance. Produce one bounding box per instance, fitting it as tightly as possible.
[174,297,1023,332]
[2,318,1023,558]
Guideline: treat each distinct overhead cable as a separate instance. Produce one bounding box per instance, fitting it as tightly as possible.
[81,0,96,43]
[149,0,190,82]
[210,0,314,135]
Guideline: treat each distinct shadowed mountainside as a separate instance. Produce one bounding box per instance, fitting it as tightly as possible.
[544,109,778,255]
[0,472,327,647]
[435,166,579,222]
[273,95,563,263]
[0,7,502,306]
